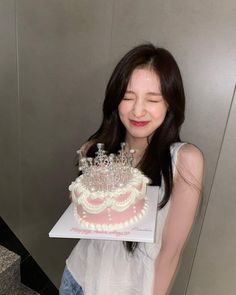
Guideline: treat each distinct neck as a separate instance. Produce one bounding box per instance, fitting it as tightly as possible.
[125,135,148,160]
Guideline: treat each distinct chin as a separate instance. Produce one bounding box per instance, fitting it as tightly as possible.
[127,130,153,139]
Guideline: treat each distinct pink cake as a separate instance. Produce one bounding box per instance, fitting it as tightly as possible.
[68,143,150,231]
[69,168,149,231]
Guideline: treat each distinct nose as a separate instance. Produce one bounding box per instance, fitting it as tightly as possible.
[132,99,146,118]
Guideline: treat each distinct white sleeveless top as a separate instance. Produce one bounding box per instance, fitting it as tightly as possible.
[66,142,185,295]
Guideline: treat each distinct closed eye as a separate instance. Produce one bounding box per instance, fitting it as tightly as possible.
[123,97,135,100]
[147,99,161,103]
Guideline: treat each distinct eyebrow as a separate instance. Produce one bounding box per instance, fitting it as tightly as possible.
[125,90,162,96]
[146,91,162,96]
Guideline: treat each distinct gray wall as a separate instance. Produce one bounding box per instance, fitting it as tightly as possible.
[0,0,235,293]
[186,85,236,295]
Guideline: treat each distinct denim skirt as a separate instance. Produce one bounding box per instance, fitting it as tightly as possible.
[59,265,84,295]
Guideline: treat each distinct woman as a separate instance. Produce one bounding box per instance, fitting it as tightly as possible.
[60,43,204,295]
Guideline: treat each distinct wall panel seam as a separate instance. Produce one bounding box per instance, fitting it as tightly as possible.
[15,0,22,236]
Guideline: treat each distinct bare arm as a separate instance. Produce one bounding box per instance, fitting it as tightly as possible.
[153,144,204,295]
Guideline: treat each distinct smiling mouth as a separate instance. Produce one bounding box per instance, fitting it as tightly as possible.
[129,120,149,127]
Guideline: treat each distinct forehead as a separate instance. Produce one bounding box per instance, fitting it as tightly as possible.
[127,67,161,91]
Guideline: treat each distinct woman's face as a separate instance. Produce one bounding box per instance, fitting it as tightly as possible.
[118,67,168,144]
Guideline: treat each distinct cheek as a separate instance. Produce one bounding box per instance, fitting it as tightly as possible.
[118,102,129,117]
[149,105,168,119]
[118,104,123,119]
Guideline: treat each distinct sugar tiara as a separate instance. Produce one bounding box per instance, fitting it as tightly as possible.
[76,143,136,193]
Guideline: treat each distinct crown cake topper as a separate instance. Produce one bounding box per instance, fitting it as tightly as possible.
[76,143,136,193]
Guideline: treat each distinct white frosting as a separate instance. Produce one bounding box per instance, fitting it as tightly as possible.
[73,202,149,231]
[69,168,149,214]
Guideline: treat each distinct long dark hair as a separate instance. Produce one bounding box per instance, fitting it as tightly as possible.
[85,43,185,252]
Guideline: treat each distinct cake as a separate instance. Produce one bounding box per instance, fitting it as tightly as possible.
[69,143,150,231]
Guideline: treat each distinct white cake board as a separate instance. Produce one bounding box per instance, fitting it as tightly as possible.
[49,186,159,243]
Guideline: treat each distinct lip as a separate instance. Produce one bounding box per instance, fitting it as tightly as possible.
[129,120,149,127]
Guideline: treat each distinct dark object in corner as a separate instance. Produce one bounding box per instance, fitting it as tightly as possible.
[0,216,58,295]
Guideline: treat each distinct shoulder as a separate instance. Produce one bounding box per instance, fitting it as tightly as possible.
[174,143,204,189]
[171,142,203,161]
[178,143,204,166]
[178,143,204,169]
